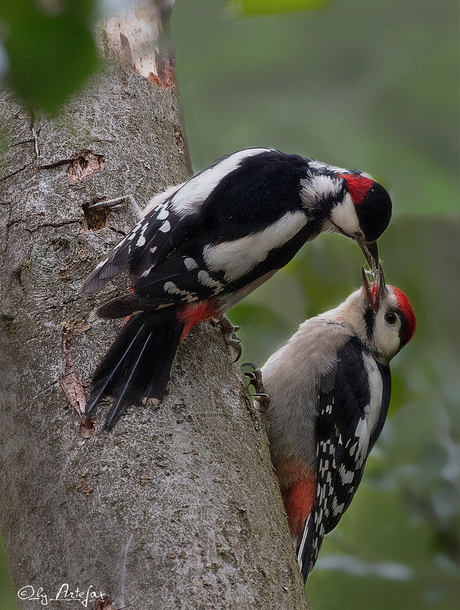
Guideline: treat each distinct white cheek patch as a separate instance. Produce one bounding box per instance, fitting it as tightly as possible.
[202,210,307,282]
[374,291,403,361]
[170,148,270,215]
[329,193,361,237]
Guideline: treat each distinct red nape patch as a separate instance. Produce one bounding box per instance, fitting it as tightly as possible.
[178,302,220,341]
[391,286,417,344]
[340,174,375,206]
[282,478,316,543]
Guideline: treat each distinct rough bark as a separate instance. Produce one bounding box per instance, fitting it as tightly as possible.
[0,6,309,610]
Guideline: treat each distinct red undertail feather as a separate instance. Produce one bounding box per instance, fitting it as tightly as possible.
[282,477,316,546]
[178,302,220,341]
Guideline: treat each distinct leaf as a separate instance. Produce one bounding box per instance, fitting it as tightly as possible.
[0,0,98,113]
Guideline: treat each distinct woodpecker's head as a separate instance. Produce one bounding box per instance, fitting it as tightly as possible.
[327,173,392,270]
[332,265,416,365]
[359,265,417,364]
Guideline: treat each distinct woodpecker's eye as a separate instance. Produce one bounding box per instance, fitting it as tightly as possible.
[384,311,397,326]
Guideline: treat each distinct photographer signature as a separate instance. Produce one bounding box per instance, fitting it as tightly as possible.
[17,583,106,607]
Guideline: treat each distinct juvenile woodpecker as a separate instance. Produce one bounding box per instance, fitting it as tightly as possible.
[254,266,416,581]
[82,147,392,429]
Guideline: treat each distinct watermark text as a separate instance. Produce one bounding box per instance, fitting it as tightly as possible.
[17,583,106,607]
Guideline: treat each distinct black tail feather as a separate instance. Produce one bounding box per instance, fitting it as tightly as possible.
[86,308,185,430]
[95,293,143,319]
[297,513,321,583]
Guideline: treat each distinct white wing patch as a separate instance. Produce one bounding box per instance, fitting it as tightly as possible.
[202,210,307,282]
[339,464,354,484]
[351,353,384,466]
[362,352,384,434]
[170,148,271,215]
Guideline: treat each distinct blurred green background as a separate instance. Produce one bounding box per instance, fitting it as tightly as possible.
[1,0,459,608]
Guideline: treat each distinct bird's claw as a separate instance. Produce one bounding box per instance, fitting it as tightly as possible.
[215,315,242,362]
[243,362,270,413]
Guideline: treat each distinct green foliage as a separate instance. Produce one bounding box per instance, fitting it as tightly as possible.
[0,543,15,610]
[174,0,458,216]
[173,1,459,607]
[0,0,98,113]
[230,0,329,17]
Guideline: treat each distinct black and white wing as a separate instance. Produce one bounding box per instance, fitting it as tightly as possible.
[297,337,391,580]
[82,148,319,318]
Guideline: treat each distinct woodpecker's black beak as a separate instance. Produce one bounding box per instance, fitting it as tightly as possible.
[362,263,386,311]
[357,239,379,271]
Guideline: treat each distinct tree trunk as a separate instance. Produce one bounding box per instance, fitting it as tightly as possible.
[0,5,309,609]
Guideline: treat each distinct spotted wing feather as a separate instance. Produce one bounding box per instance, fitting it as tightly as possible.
[82,197,180,295]
[298,338,390,580]
[84,149,320,318]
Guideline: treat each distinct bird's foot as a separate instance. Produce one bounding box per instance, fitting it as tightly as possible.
[243,362,270,413]
[213,315,242,362]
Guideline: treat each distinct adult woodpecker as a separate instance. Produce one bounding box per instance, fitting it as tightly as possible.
[250,266,416,581]
[82,147,392,430]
